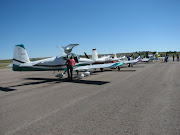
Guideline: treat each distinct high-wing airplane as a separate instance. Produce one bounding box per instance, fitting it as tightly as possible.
[12,44,123,78]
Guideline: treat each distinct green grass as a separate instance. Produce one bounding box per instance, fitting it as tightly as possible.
[0,59,12,63]
[0,58,48,69]
[0,59,12,69]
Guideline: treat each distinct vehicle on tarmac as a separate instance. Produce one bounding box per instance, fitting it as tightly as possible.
[12,44,123,78]
[84,49,140,70]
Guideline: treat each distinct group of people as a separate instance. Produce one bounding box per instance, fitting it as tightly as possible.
[66,53,180,80]
[173,53,179,61]
[164,53,180,62]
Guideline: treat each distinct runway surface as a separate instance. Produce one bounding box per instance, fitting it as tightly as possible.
[0,61,180,135]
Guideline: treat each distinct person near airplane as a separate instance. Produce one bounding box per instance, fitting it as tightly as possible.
[66,56,75,80]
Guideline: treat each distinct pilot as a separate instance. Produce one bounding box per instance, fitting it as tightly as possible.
[66,56,75,80]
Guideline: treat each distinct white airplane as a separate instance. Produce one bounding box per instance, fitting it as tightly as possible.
[87,49,139,63]
[118,55,126,60]
[135,52,150,62]
[12,44,123,78]
[84,49,119,64]
[84,49,139,69]
[138,58,150,62]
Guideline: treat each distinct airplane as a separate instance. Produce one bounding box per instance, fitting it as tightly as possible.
[12,44,123,78]
[135,52,150,62]
[84,49,139,69]
[84,49,119,64]
[118,55,126,60]
[138,58,150,62]
[136,51,162,62]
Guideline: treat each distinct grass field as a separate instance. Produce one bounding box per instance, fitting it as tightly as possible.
[0,59,12,69]
[0,58,45,69]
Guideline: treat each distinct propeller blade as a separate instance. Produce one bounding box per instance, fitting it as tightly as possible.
[129,54,133,57]
[84,52,90,59]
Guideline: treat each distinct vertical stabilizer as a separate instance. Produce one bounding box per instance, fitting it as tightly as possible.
[114,53,117,58]
[92,49,98,61]
[13,44,30,71]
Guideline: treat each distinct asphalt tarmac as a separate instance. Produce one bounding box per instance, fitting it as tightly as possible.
[0,60,180,135]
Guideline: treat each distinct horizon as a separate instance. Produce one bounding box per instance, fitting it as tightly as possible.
[1,50,179,60]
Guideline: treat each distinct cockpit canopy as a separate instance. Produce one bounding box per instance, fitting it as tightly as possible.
[63,44,79,55]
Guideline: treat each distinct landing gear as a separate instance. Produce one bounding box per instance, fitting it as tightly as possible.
[100,68,104,72]
[76,70,79,74]
[128,63,133,67]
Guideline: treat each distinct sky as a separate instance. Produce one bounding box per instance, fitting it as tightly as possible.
[0,0,180,59]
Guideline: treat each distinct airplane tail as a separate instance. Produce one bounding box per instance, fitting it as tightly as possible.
[114,53,117,58]
[13,44,30,71]
[92,49,98,61]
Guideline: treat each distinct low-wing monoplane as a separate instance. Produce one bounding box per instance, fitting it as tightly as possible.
[84,49,139,69]
[12,44,123,78]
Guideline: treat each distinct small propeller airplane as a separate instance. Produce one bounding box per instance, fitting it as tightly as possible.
[135,52,150,62]
[12,44,124,78]
[84,49,140,69]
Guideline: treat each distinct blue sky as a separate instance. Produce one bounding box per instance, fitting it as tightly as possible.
[0,0,180,59]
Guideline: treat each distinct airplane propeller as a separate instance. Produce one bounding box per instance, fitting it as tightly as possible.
[84,52,90,59]
[129,54,134,57]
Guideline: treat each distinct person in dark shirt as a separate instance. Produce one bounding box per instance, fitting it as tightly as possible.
[166,53,169,61]
[164,54,167,62]
[66,56,75,80]
[173,53,175,61]
[177,54,179,61]
[127,56,131,67]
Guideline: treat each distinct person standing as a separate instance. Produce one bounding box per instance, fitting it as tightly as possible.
[127,56,131,67]
[173,53,175,61]
[177,54,179,61]
[164,54,167,62]
[66,56,75,80]
[166,53,169,62]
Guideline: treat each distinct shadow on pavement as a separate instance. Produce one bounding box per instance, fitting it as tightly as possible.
[63,79,110,85]
[8,77,110,88]
[9,78,62,88]
[0,87,16,92]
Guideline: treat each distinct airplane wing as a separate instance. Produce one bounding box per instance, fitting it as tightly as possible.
[74,62,123,71]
